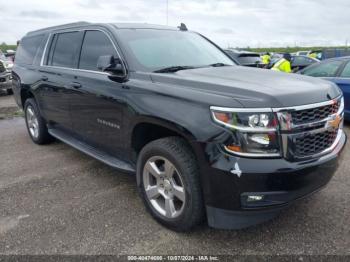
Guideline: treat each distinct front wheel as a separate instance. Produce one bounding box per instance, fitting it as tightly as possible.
[137,137,204,231]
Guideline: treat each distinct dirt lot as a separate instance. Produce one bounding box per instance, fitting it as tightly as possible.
[0,93,21,119]
[0,95,349,255]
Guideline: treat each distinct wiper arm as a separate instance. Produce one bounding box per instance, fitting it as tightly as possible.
[153,66,196,73]
[207,63,230,67]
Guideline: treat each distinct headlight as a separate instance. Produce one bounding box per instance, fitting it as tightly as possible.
[210,106,280,157]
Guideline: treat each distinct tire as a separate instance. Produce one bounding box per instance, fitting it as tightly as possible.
[6,88,13,95]
[137,137,204,231]
[24,98,52,144]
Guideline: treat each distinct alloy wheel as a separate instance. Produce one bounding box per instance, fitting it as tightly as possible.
[26,105,39,139]
[143,156,186,219]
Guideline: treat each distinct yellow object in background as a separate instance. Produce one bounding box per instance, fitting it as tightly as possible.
[261,54,271,64]
[271,58,292,73]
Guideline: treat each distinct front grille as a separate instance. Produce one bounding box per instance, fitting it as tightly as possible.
[294,130,338,157]
[291,101,340,125]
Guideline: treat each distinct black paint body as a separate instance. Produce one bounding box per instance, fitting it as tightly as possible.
[12,23,347,229]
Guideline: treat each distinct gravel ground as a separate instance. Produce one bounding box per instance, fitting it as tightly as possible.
[0,95,349,256]
[0,93,21,119]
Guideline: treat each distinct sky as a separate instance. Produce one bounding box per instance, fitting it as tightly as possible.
[1,0,350,48]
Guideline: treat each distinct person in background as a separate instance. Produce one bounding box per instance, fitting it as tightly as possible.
[271,53,292,73]
[261,52,271,66]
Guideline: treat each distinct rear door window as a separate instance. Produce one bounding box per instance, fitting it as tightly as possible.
[302,60,343,77]
[49,31,82,68]
[79,30,117,71]
[15,35,44,65]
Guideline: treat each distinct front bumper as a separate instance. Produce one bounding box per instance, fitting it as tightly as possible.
[195,129,346,229]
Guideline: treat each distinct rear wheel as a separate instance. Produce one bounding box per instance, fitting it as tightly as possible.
[137,137,204,231]
[24,98,52,144]
[6,89,13,95]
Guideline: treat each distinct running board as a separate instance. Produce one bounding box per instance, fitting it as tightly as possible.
[48,128,135,173]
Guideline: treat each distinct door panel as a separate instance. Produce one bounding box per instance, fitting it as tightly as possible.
[36,68,72,129]
[68,29,127,158]
[36,30,83,130]
[69,71,126,157]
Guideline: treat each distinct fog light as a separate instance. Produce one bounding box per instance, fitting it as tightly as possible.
[247,195,264,202]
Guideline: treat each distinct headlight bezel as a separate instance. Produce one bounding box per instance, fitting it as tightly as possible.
[210,106,281,158]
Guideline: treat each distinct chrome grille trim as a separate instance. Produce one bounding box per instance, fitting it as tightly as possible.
[272,97,341,113]
[274,96,344,160]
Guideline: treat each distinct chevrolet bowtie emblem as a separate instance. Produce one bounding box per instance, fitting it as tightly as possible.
[326,114,342,129]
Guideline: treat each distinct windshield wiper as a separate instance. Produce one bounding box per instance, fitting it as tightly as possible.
[207,63,231,67]
[153,66,196,73]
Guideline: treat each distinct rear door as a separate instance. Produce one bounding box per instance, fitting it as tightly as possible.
[38,31,83,130]
[69,29,126,158]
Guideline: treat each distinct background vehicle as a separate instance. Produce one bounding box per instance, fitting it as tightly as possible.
[268,53,283,68]
[224,49,264,67]
[291,55,319,71]
[322,48,350,60]
[268,55,319,71]
[296,50,311,56]
[299,56,350,120]
[12,22,346,231]
[4,50,16,62]
[0,52,13,95]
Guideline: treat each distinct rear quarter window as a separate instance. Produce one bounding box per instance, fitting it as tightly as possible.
[15,35,44,65]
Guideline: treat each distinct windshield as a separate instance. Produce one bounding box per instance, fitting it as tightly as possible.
[116,29,235,72]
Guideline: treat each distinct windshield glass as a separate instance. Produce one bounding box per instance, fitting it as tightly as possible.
[116,29,235,72]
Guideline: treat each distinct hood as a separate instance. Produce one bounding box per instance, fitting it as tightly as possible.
[150,66,341,108]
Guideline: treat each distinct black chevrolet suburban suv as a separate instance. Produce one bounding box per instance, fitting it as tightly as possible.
[12,22,346,231]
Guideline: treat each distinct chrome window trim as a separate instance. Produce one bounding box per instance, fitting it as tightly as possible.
[40,34,51,66]
[38,65,110,76]
[39,28,126,76]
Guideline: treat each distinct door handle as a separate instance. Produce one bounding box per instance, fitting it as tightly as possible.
[41,76,48,81]
[70,82,82,89]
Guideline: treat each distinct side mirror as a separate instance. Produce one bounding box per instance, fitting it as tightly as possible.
[97,55,125,75]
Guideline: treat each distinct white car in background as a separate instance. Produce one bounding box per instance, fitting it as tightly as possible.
[0,51,13,95]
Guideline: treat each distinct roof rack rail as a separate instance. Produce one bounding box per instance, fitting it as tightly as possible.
[27,21,90,35]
